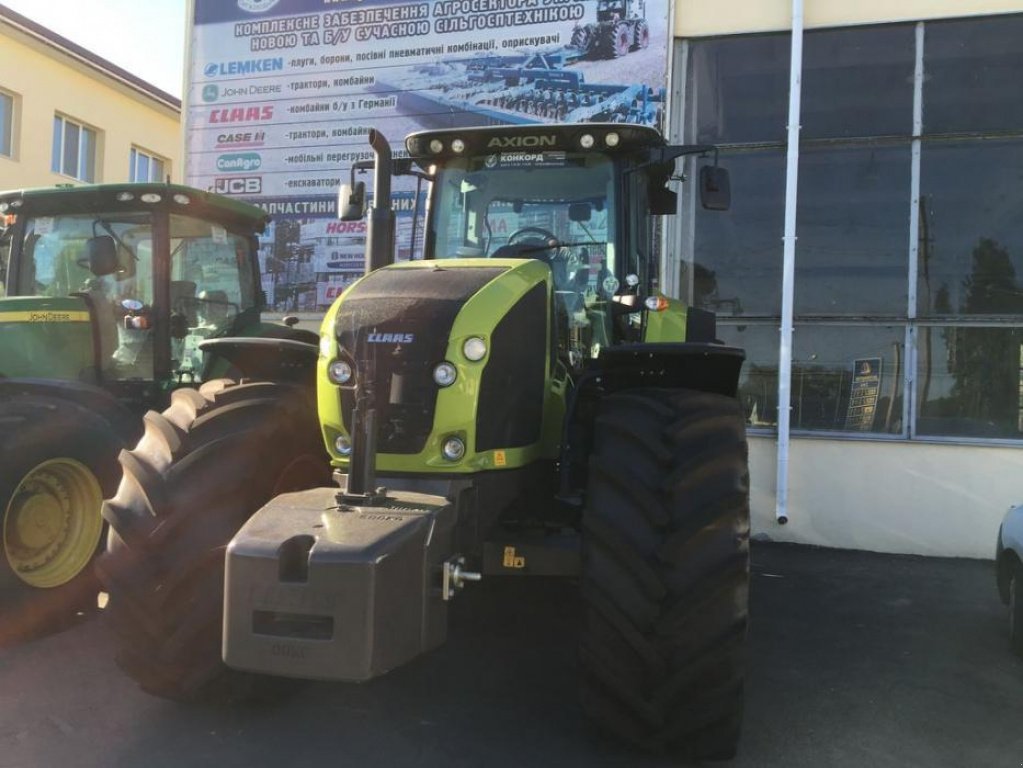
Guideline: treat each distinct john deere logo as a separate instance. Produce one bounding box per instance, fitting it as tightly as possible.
[238,0,279,11]
[202,84,219,103]
[216,152,262,172]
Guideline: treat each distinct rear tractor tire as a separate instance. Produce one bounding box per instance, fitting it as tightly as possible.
[579,387,750,761]
[0,396,122,643]
[95,379,330,700]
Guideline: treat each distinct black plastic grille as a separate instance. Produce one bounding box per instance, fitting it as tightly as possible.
[476,281,548,452]
[336,266,505,454]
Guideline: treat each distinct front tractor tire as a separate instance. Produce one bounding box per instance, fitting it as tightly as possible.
[0,396,123,643]
[579,388,750,761]
[95,379,329,700]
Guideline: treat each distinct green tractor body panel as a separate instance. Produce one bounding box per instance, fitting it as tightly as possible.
[0,296,95,380]
[318,258,563,475]
[642,295,688,342]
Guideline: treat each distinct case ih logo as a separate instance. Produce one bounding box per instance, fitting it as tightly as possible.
[487,135,557,149]
[326,221,367,234]
[216,131,266,149]
[213,177,262,195]
[209,106,274,124]
[203,58,283,77]
[367,332,415,344]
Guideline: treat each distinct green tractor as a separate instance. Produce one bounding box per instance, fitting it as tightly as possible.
[0,183,327,641]
[99,124,749,760]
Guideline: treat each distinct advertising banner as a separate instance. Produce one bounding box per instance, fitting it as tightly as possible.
[187,0,671,309]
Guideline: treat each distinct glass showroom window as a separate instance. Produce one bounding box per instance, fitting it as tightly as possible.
[0,90,13,158]
[51,115,96,182]
[130,147,166,183]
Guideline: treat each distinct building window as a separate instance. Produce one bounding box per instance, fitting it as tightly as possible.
[680,14,1023,443]
[51,115,96,182]
[130,147,166,182]
[0,90,13,158]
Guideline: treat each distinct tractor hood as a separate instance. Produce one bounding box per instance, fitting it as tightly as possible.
[0,296,97,381]
[317,259,557,474]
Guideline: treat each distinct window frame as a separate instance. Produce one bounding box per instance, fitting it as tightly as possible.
[679,15,1023,446]
[51,114,98,182]
[130,146,168,183]
[0,88,16,159]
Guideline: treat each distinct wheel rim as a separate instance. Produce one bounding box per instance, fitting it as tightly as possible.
[4,458,104,588]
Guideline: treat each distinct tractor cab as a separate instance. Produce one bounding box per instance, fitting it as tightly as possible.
[0,184,269,403]
[401,124,727,371]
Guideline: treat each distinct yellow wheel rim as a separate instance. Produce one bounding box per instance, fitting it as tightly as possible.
[3,458,104,588]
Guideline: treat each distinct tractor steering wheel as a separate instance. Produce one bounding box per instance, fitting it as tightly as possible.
[507,226,558,248]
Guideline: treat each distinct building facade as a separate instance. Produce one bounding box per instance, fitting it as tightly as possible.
[0,4,180,191]
[667,0,1023,557]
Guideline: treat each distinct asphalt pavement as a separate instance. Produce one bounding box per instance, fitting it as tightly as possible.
[0,543,1020,768]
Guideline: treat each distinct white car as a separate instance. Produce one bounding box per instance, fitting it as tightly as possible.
[996,504,1023,656]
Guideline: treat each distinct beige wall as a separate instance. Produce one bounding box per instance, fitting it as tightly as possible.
[748,435,1023,559]
[0,24,180,190]
[675,0,1023,36]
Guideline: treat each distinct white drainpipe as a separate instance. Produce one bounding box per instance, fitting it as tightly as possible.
[776,0,804,525]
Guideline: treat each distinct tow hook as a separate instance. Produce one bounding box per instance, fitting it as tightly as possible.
[442,556,482,600]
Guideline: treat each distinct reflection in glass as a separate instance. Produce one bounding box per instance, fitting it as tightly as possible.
[0,91,11,157]
[924,15,1023,135]
[802,24,914,140]
[917,326,1023,438]
[918,140,1023,317]
[686,35,789,145]
[688,149,786,317]
[720,323,904,434]
[795,144,910,315]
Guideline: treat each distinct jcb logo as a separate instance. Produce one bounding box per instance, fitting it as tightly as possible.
[487,135,557,149]
[502,546,526,569]
[213,176,262,195]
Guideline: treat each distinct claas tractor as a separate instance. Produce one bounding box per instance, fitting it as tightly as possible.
[100,124,749,761]
[0,184,327,641]
[570,0,650,59]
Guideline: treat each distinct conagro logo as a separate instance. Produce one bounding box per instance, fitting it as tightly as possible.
[216,153,263,173]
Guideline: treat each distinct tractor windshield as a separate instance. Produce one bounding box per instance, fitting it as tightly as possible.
[429,150,634,365]
[428,150,617,295]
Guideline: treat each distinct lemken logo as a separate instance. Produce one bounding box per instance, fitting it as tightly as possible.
[203,58,284,78]
[487,135,557,149]
[367,332,415,344]
[216,153,262,172]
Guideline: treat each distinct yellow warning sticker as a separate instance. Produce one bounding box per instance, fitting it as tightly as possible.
[502,546,526,569]
[494,450,506,467]
[0,311,90,323]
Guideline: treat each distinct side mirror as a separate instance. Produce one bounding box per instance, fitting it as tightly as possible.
[700,166,731,211]
[86,236,119,276]
[338,182,366,221]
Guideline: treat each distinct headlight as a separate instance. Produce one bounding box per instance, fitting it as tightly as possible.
[579,133,595,149]
[334,435,352,456]
[429,139,444,154]
[604,132,620,147]
[328,359,353,384]
[451,138,466,153]
[462,337,487,361]
[433,362,457,387]
[442,436,465,461]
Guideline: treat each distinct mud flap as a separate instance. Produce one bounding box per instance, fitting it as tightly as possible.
[223,487,455,681]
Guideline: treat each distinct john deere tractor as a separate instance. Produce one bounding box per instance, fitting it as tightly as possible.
[100,125,749,760]
[0,184,327,641]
